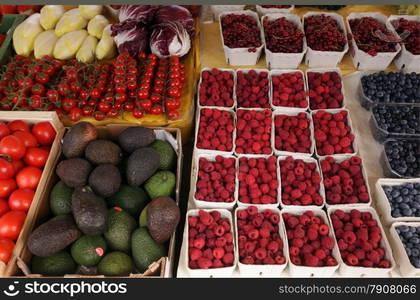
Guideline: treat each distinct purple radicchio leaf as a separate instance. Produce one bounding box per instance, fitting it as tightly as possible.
[118,5,159,24]
[154,5,194,36]
[150,22,191,57]
[111,20,149,56]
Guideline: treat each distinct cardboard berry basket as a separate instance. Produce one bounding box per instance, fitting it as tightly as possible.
[0,112,64,277]
[197,67,237,110]
[234,108,273,158]
[346,12,402,71]
[389,15,420,71]
[181,209,238,277]
[211,5,245,21]
[234,206,288,277]
[281,208,341,277]
[278,156,326,210]
[236,154,281,209]
[192,153,238,210]
[219,10,264,66]
[302,12,349,68]
[262,13,307,69]
[270,69,309,112]
[271,110,315,157]
[327,206,396,277]
[235,68,271,110]
[256,5,294,16]
[14,125,183,278]
[319,155,373,208]
[375,178,420,225]
[311,108,359,160]
[193,106,236,158]
[388,222,420,277]
[305,68,347,110]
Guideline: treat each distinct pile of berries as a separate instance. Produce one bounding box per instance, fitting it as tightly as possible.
[237,206,285,265]
[279,156,324,206]
[307,71,344,109]
[274,113,312,154]
[235,109,272,155]
[283,211,338,267]
[188,210,235,269]
[391,18,420,55]
[349,17,398,56]
[221,14,262,49]
[372,105,419,135]
[236,70,270,108]
[313,110,355,156]
[263,17,304,53]
[238,156,278,205]
[382,182,420,218]
[384,140,419,178]
[272,72,308,108]
[396,225,420,269]
[330,209,392,268]
[195,156,236,203]
[199,69,234,107]
[321,156,371,205]
[304,14,347,52]
[196,108,234,152]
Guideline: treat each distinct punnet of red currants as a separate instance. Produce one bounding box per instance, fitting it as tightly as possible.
[263,17,304,53]
[221,14,262,50]
[304,14,347,52]
[348,17,398,56]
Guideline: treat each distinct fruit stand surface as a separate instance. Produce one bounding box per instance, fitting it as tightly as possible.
[200,5,399,75]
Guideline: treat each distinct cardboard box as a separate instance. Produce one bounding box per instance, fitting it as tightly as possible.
[13,124,182,278]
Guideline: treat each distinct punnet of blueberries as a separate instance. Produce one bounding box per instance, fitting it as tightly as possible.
[395,225,420,269]
[372,105,419,136]
[361,72,420,105]
[384,140,420,178]
[382,183,420,218]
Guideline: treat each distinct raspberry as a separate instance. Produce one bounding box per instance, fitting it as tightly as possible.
[212,247,225,260]
[307,228,318,241]
[304,254,319,267]
[197,257,213,269]
[222,252,234,265]
[346,254,359,266]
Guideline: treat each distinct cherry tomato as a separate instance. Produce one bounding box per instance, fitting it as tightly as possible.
[57,82,70,96]
[35,73,49,85]
[167,87,181,98]
[70,81,82,94]
[93,111,105,121]
[0,211,26,240]
[153,85,164,94]
[8,189,34,212]
[132,108,144,119]
[32,122,56,145]
[0,179,16,198]
[24,148,49,168]
[82,105,93,116]
[113,75,124,84]
[30,95,42,109]
[0,198,9,217]
[31,83,45,96]
[8,120,29,133]
[61,98,77,112]
[137,89,149,100]
[0,122,10,140]
[69,107,83,122]
[46,90,59,103]
[150,106,163,115]
[88,99,97,107]
[0,238,14,263]
[127,80,137,91]
[165,99,180,110]
[90,88,102,99]
[114,102,122,110]
[0,158,15,180]
[18,78,33,90]
[140,99,152,111]
[0,136,26,160]
[167,110,180,120]
[115,93,127,103]
[80,89,89,101]
[123,102,134,112]
[12,131,37,148]
[16,166,42,189]
[107,109,120,118]
[98,101,111,113]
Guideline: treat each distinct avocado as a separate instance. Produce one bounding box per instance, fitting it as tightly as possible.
[27,216,81,257]
[104,208,137,253]
[88,164,121,197]
[139,204,148,227]
[150,140,176,170]
[131,227,167,273]
[107,185,149,217]
[71,235,107,267]
[56,158,92,188]
[118,127,155,153]
[126,148,160,187]
[63,122,98,158]
[144,171,176,199]
[97,252,134,276]
[76,265,98,276]
[32,251,76,276]
[146,196,180,243]
[71,187,107,236]
[49,181,74,216]
[85,139,122,165]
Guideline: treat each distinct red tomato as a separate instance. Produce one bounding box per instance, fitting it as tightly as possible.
[0,158,15,180]
[24,147,49,168]
[8,120,29,133]
[0,198,9,217]
[0,211,26,240]
[16,167,42,189]
[0,122,10,139]
[13,131,38,148]
[31,122,56,145]
[0,179,17,198]
[0,238,14,264]
[11,160,23,173]
[0,135,26,160]
[8,189,34,212]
